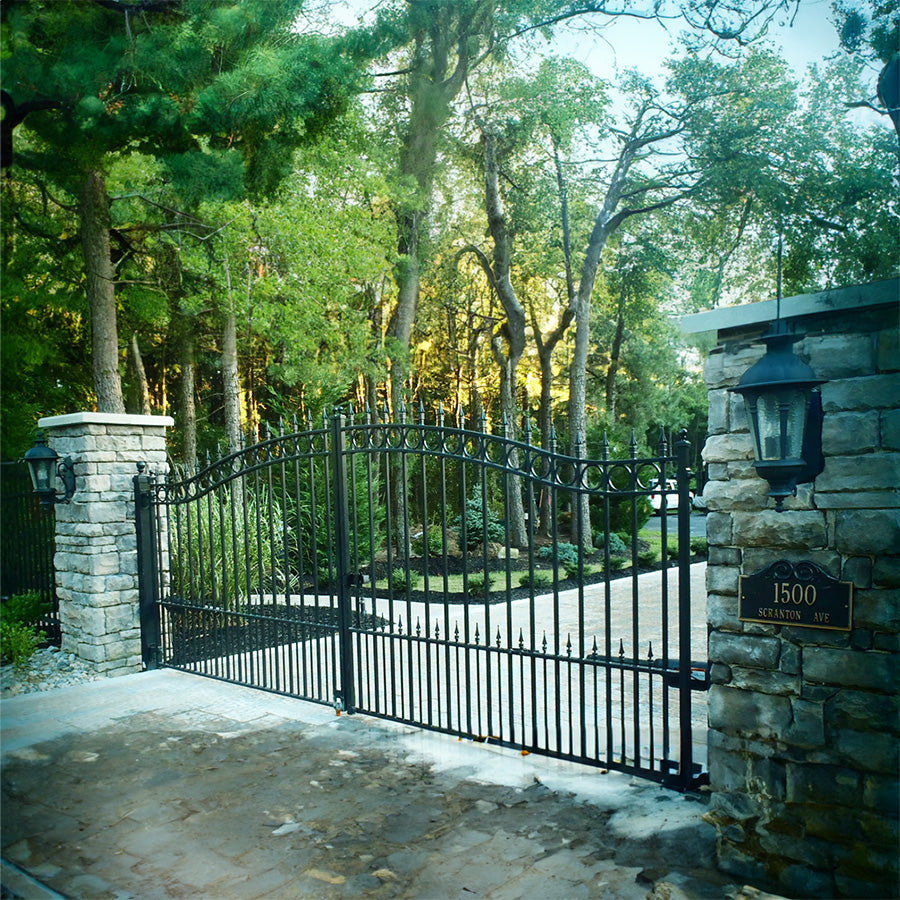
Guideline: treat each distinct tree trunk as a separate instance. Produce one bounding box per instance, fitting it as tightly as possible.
[180,328,197,471]
[128,332,151,415]
[606,309,626,421]
[223,309,242,458]
[79,169,124,413]
[481,130,527,548]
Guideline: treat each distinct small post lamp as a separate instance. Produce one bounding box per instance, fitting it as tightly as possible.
[730,321,824,512]
[24,432,76,505]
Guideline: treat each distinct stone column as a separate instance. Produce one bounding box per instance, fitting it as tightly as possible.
[701,313,900,899]
[39,412,173,676]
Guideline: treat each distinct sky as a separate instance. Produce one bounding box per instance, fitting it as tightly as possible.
[329,0,847,79]
[548,0,843,81]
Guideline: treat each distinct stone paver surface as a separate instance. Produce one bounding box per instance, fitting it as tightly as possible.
[3,669,744,900]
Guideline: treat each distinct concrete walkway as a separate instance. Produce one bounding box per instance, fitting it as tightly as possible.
[1,668,751,900]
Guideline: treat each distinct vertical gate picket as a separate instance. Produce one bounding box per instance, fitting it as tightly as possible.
[330,412,355,714]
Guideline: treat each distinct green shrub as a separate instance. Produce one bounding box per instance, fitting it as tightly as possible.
[608,556,629,572]
[412,525,444,557]
[594,532,627,556]
[666,537,708,560]
[638,548,659,566]
[537,542,584,579]
[3,591,50,625]
[591,496,652,536]
[455,488,504,549]
[519,571,553,590]
[466,572,494,597]
[170,485,283,608]
[0,620,45,670]
[0,591,51,671]
[390,569,419,594]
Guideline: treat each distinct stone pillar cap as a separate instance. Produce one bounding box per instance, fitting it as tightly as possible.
[39,412,175,429]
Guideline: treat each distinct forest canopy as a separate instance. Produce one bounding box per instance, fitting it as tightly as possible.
[2,0,897,463]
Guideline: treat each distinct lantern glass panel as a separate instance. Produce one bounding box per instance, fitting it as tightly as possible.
[29,458,54,492]
[751,390,809,462]
[784,390,808,459]
[754,393,782,460]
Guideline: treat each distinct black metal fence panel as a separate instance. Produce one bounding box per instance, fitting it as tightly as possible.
[0,461,60,644]
[136,410,706,790]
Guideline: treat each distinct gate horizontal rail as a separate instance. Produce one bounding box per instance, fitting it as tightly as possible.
[136,410,706,790]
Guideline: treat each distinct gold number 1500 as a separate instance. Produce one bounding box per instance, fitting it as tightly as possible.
[774,582,817,605]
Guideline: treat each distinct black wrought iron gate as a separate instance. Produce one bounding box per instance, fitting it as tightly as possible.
[135,411,707,790]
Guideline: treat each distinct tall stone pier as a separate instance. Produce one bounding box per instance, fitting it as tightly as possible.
[39,412,172,675]
[682,280,899,899]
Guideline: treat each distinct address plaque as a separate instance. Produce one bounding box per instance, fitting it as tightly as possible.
[739,560,853,631]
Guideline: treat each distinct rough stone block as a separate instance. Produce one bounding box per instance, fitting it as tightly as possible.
[104,605,138,634]
[707,565,739,596]
[834,508,900,556]
[834,729,898,775]
[708,632,781,668]
[779,642,801,675]
[786,698,825,748]
[822,412,880,455]
[729,667,799,696]
[806,332,877,379]
[708,546,741,566]
[863,775,900,814]
[715,841,770,888]
[803,647,898,691]
[878,326,899,373]
[816,453,900,495]
[882,408,900,450]
[815,490,900,510]
[842,556,873,589]
[777,864,834,899]
[706,512,733,547]
[707,596,741,631]
[785,762,861,806]
[707,389,729,435]
[702,478,769,512]
[705,345,767,390]
[822,373,900,413]
[701,432,753,464]
[872,558,900,589]
[732,510,827,549]
[708,685,792,739]
[708,745,748,793]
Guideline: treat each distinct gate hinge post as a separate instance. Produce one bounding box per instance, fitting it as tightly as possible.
[134,464,161,671]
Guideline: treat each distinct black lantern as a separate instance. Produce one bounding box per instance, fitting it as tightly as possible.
[731,322,824,512]
[24,432,76,505]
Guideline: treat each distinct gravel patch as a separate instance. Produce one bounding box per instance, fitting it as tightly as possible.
[0,646,104,697]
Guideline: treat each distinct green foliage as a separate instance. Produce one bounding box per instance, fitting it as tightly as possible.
[466,572,494,597]
[537,542,583,578]
[412,525,444,557]
[594,532,628,556]
[390,569,419,594]
[0,591,50,670]
[519,571,552,590]
[589,494,653,536]
[638,548,659,566]
[455,488,504,549]
[0,621,45,670]
[170,486,282,608]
